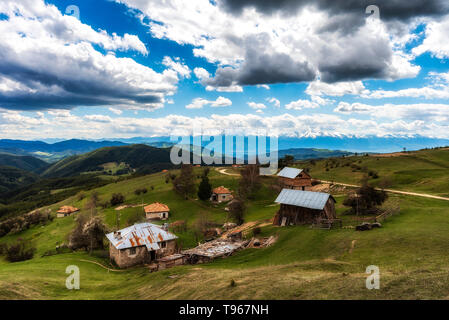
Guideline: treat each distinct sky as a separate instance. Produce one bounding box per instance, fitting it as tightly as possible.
[1,0,449,140]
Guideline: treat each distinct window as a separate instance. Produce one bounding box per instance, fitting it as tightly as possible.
[160,241,166,248]
[129,247,136,255]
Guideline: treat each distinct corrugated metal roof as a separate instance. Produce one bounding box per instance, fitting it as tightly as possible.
[277,167,303,179]
[106,222,177,251]
[275,189,333,210]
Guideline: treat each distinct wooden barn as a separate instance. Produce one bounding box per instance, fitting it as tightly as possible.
[273,189,337,226]
[277,167,312,190]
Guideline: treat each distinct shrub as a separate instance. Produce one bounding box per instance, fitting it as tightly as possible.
[134,188,148,195]
[252,227,261,237]
[228,198,246,225]
[5,238,36,262]
[110,193,125,206]
[69,215,107,251]
[197,175,212,201]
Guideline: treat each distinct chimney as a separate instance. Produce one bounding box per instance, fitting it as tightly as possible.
[114,231,122,240]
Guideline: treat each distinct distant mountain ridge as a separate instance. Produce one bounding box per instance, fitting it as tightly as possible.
[279,148,353,160]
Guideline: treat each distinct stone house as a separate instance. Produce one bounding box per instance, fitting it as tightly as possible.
[56,206,80,218]
[144,202,170,220]
[210,186,233,203]
[277,167,312,191]
[106,222,178,268]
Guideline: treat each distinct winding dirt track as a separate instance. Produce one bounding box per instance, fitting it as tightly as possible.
[214,167,449,202]
[318,180,449,202]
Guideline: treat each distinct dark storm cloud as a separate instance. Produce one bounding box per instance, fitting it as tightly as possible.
[205,53,316,87]
[220,0,449,21]
[203,34,316,87]
[0,53,162,111]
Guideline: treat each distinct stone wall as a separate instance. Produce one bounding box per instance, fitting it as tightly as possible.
[109,239,178,268]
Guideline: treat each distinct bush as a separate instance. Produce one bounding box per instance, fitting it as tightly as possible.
[134,188,148,195]
[252,227,261,237]
[110,193,125,206]
[5,238,36,262]
[228,198,246,225]
[197,175,212,201]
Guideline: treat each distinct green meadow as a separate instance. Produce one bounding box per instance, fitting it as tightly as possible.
[1,149,449,299]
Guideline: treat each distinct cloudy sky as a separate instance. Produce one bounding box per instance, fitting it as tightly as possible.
[1,0,449,140]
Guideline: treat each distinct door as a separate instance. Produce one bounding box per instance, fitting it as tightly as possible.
[150,250,156,261]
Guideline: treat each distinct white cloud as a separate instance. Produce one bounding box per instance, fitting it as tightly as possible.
[247,102,267,110]
[162,56,191,79]
[2,110,448,139]
[334,102,449,122]
[118,0,420,89]
[186,96,232,109]
[109,107,123,115]
[0,0,182,111]
[306,80,368,97]
[267,97,280,108]
[285,99,320,110]
[413,14,449,59]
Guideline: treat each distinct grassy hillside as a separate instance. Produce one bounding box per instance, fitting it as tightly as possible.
[302,148,449,197]
[0,154,48,173]
[1,149,449,299]
[42,144,174,178]
[0,166,39,194]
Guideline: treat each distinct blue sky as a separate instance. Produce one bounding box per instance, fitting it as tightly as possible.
[0,0,449,140]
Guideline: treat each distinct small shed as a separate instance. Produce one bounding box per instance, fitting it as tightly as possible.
[144,202,170,220]
[274,189,336,226]
[106,222,178,268]
[211,186,233,203]
[56,206,79,218]
[277,167,312,190]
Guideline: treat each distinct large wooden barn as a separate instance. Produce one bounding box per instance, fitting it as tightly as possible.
[273,189,336,226]
[277,167,312,190]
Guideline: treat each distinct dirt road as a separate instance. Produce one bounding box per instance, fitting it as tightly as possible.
[318,180,449,202]
[215,167,240,176]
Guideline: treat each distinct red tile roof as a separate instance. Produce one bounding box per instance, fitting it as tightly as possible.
[213,186,231,194]
[144,202,170,213]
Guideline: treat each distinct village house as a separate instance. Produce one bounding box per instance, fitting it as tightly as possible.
[210,186,233,203]
[274,189,337,226]
[56,206,80,218]
[106,222,178,268]
[277,167,312,190]
[144,202,170,220]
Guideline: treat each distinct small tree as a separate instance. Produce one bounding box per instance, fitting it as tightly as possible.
[279,155,294,169]
[228,198,246,225]
[197,175,212,201]
[343,182,388,214]
[110,193,125,206]
[69,215,107,252]
[173,164,195,199]
[238,164,260,199]
[5,238,36,262]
